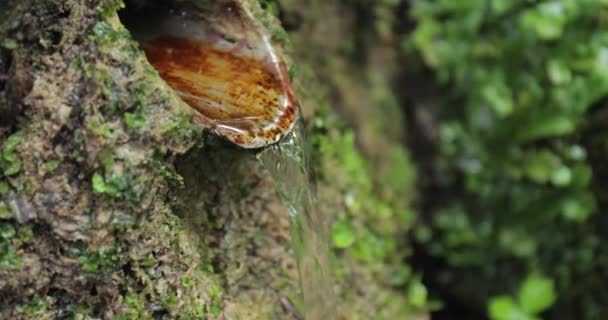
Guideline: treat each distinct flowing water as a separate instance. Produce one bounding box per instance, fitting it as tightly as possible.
[258,119,336,320]
[118,1,335,316]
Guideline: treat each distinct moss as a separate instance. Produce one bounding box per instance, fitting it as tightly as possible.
[0,223,15,239]
[42,160,59,174]
[74,245,123,273]
[123,108,147,129]
[116,293,151,320]
[332,217,356,249]
[0,240,21,270]
[249,0,291,49]
[90,20,131,48]
[14,296,51,318]
[65,304,94,319]
[92,172,120,198]
[0,201,12,220]
[17,226,33,244]
[96,0,126,20]
[2,38,17,50]
[0,222,21,270]
[0,182,8,194]
[0,131,23,176]
[258,0,280,17]
[209,301,222,317]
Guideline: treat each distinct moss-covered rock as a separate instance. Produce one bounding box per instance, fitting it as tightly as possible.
[0,0,296,318]
[0,0,425,318]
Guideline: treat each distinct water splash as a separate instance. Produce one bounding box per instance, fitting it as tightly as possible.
[258,119,336,320]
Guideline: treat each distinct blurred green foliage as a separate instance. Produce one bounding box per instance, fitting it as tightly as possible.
[310,106,434,315]
[489,274,556,320]
[410,0,608,318]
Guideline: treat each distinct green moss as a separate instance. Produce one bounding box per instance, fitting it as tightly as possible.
[42,160,59,173]
[307,90,427,314]
[0,240,21,270]
[92,172,122,198]
[407,281,429,309]
[0,130,23,176]
[194,279,224,318]
[74,245,123,273]
[96,0,125,19]
[162,291,178,310]
[17,226,33,243]
[0,222,20,270]
[209,301,222,317]
[124,108,147,129]
[258,0,280,17]
[0,223,15,239]
[332,217,356,249]
[66,304,94,319]
[0,201,12,220]
[251,0,290,47]
[312,124,427,312]
[139,254,156,267]
[70,150,86,163]
[0,182,8,194]
[2,38,17,50]
[73,56,93,78]
[116,293,152,320]
[153,160,180,183]
[99,148,115,171]
[87,118,118,139]
[90,21,131,48]
[92,167,146,203]
[14,296,50,317]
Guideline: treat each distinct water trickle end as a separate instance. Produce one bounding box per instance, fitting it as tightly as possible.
[258,119,337,319]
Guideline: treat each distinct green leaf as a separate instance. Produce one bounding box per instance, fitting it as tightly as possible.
[489,295,539,320]
[561,192,596,223]
[408,281,428,308]
[0,201,13,220]
[1,131,23,176]
[519,115,575,141]
[523,150,561,184]
[550,166,572,187]
[2,159,21,176]
[124,110,146,129]
[518,274,556,314]
[332,218,356,249]
[0,223,15,239]
[2,38,17,49]
[482,81,514,116]
[547,60,572,85]
[489,296,517,320]
[491,0,518,15]
[520,3,567,40]
[92,172,107,194]
[0,182,8,194]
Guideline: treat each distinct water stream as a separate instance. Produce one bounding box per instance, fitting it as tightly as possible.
[118,1,335,316]
[257,119,336,320]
